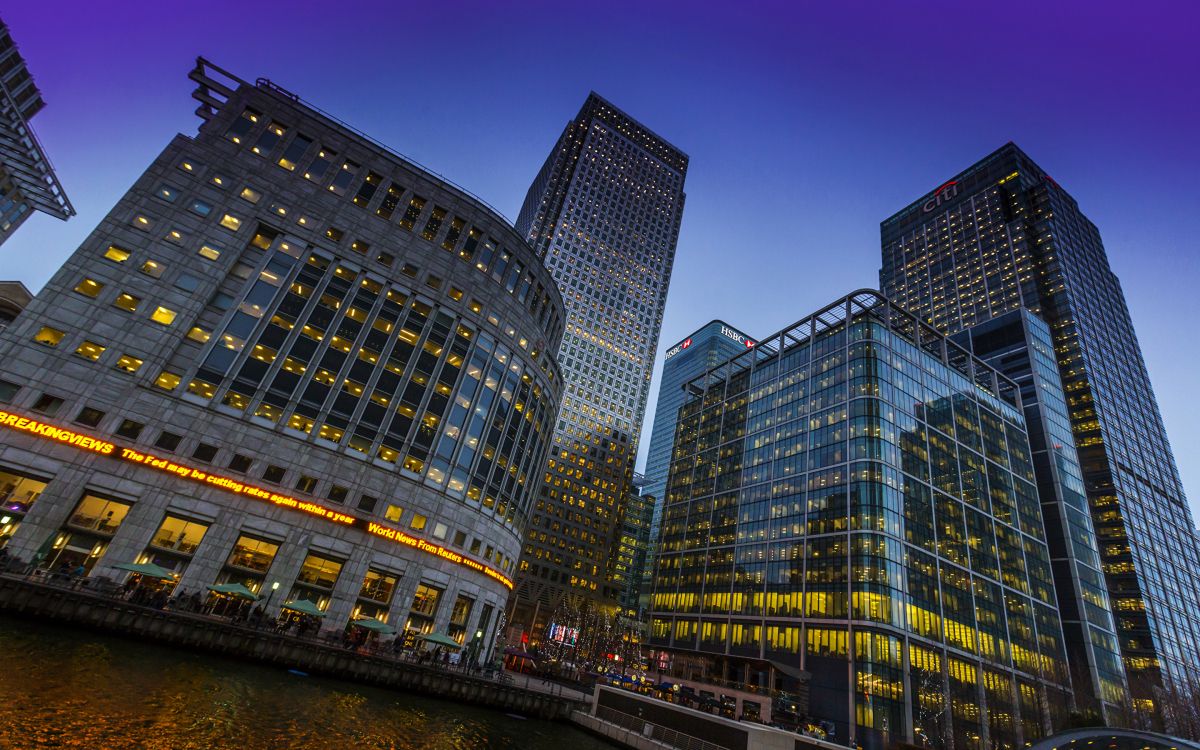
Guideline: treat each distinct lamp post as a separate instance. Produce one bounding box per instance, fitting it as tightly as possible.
[263,580,280,608]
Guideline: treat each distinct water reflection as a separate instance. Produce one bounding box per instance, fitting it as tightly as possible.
[0,616,611,749]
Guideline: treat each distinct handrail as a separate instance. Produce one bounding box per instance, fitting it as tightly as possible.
[595,705,728,750]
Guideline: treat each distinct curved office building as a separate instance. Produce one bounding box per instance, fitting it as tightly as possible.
[0,59,563,651]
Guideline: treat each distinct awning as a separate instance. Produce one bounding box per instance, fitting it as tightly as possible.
[351,617,396,634]
[206,583,260,601]
[280,599,326,617]
[113,561,177,581]
[420,632,462,649]
[768,659,810,682]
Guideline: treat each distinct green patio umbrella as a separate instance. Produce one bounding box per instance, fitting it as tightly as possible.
[350,617,396,634]
[206,582,260,601]
[420,632,463,649]
[280,599,327,617]
[113,561,177,581]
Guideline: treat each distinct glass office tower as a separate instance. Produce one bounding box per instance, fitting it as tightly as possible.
[511,93,687,635]
[639,320,756,615]
[0,17,73,245]
[649,291,1072,750]
[954,309,1126,719]
[880,143,1200,727]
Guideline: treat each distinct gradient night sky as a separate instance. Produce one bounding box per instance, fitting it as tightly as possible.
[4,2,1198,519]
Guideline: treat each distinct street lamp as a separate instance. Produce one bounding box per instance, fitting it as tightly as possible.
[264,580,280,607]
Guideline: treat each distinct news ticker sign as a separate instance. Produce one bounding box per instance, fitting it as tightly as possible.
[0,409,513,589]
[664,325,755,360]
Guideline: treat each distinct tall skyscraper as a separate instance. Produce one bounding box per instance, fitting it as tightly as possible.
[612,472,654,617]
[649,291,1073,750]
[881,143,1200,726]
[953,309,1126,719]
[640,320,757,615]
[0,17,73,245]
[511,92,687,634]
[0,58,564,650]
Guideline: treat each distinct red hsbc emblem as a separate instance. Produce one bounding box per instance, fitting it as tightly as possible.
[682,338,691,348]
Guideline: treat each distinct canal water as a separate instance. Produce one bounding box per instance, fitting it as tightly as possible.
[0,615,613,749]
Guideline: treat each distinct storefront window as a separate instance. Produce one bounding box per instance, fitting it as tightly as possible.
[226,535,279,573]
[295,553,342,589]
[0,470,48,513]
[149,515,209,555]
[67,494,131,535]
[359,568,398,604]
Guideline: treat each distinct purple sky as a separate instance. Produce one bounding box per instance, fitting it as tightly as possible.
[4,1,1199,520]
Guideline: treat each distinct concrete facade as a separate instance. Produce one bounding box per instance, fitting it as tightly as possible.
[0,59,564,652]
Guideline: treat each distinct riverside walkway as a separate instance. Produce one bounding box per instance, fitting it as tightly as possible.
[0,570,587,719]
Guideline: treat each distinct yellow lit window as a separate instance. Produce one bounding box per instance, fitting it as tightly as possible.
[221,391,250,410]
[73,278,104,297]
[186,326,211,343]
[139,260,165,278]
[115,354,143,373]
[74,340,106,361]
[187,379,216,399]
[210,174,227,188]
[318,423,344,442]
[239,186,262,204]
[253,402,282,422]
[219,214,242,231]
[33,326,65,347]
[197,244,221,261]
[154,371,182,390]
[113,293,141,313]
[132,214,153,230]
[150,306,177,326]
[281,357,306,375]
[178,160,195,172]
[104,245,131,263]
[287,413,315,433]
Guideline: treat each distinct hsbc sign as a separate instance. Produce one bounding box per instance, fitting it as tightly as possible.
[664,337,692,360]
[720,325,755,349]
[922,180,959,213]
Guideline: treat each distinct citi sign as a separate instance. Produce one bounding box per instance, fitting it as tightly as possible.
[922,180,959,213]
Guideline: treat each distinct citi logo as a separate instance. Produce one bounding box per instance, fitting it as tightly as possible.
[922,180,959,213]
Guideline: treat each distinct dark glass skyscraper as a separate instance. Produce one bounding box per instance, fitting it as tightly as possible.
[511,93,687,634]
[880,143,1200,725]
[640,320,756,614]
[0,17,73,246]
[953,309,1126,719]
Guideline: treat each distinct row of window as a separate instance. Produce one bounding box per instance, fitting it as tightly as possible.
[216,106,561,345]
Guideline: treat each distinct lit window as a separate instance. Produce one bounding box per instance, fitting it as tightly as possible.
[318,423,344,442]
[113,293,141,313]
[197,243,222,261]
[165,228,185,245]
[74,340,106,361]
[239,186,262,204]
[409,513,427,532]
[186,326,211,343]
[33,327,65,347]
[132,214,153,231]
[287,413,315,433]
[115,354,143,373]
[103,245,131,263]
[219,214,242,231]
[178,160,197,173]
[188,199,213,217]
[150,306,177,326]
[187,379,217,399]
[155,185,178,203]
[73,278,104,297]
[210,174,228,188]
[154,371,181,390]
[139,260,165,278]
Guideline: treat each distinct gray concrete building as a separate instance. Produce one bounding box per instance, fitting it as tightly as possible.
[0,58,564,653]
